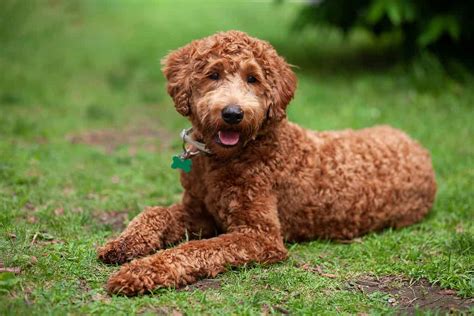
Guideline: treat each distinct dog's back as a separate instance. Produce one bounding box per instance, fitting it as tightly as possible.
[275,123,436,241]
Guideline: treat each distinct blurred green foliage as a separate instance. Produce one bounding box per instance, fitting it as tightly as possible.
[293,0,474,58]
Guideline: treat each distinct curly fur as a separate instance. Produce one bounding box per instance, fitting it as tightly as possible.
[97,31,436,296]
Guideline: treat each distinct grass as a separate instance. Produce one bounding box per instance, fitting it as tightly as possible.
[0,0,473,314]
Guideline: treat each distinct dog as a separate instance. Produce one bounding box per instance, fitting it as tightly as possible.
[97,30,436,296]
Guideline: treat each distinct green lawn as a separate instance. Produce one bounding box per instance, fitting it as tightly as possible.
[0,1,473,315]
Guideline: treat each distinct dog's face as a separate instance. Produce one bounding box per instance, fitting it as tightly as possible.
[162,31,296,156]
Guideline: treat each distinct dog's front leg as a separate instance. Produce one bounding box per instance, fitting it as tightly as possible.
[97,194,216,264]
[106,197,287,296]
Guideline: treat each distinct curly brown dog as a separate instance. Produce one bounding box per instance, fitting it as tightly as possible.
[97,31,436,296]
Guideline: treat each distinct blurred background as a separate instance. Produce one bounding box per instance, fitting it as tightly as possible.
[1,0,472,140]
[0,0,474,138]
[0,1,473,313]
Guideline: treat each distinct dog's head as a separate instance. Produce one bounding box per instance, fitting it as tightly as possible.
[162,31,296,156]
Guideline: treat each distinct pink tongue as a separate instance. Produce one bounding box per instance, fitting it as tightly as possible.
[218,131,240,146]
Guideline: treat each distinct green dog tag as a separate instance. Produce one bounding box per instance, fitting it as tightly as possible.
[171,155,192,173]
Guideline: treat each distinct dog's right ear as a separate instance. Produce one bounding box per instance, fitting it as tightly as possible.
[161,44,195,116]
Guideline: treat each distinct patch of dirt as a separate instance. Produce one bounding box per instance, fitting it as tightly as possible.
[178,279,222,292]
[350,275,473,314]
[26,215,38,224]
[53,207,64,216]
[91,292,111,303]
[93,210,129,231]
[22,286,34,305]
[68,126,174,154]
[78,278,91,292]
[261,304,290,315]
[23,202,37,212]
[139,307,183,316]
[29,256,38,266]
[21,202,39,224]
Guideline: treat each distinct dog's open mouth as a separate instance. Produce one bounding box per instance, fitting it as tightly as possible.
[216,130,240,147]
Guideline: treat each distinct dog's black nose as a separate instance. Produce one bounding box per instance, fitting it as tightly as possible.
[221,105,244,125]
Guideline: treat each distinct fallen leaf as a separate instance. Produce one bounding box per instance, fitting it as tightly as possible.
[320,273,337,278]
[111,175,120,184]
[31,232,39,245]
[24,202,36,211]
[299,263,321,273]
[439,289,457,295]
[63,186,75,196]
[86,193,99,200]
[27,215,37,224]
[54,208,64,216]
[455,224,464,233]
[0,267,21,274]
[31,232,60,246]
[178,278,221,292]
[297,262,337,278]
[273,305,290,315]
[72,207,83,213]
[337,237,363,244]
[22,286,33,305]
[37,232,55,240]
[30,256,38,265]
[171,310,183,316]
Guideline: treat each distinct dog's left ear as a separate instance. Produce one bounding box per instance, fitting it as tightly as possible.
[161,43,195,116]
[267,52,297,122]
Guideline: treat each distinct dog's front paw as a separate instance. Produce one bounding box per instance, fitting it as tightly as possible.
[97,239,130,265]
[106,261,165,296]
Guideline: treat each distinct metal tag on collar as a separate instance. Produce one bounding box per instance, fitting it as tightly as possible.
[170,128,197,173]
[171,154,192,173]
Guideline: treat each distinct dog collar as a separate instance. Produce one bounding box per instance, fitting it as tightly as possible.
[171,128,211,173]
[180,127,212,155]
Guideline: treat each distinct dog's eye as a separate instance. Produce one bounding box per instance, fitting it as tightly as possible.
[209,72,220,81]
[247,75,258,84]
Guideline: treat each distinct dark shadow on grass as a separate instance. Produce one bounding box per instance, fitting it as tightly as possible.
[266,34,404,77]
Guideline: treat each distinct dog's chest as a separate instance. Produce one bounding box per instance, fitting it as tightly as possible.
[183,156,276,229]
